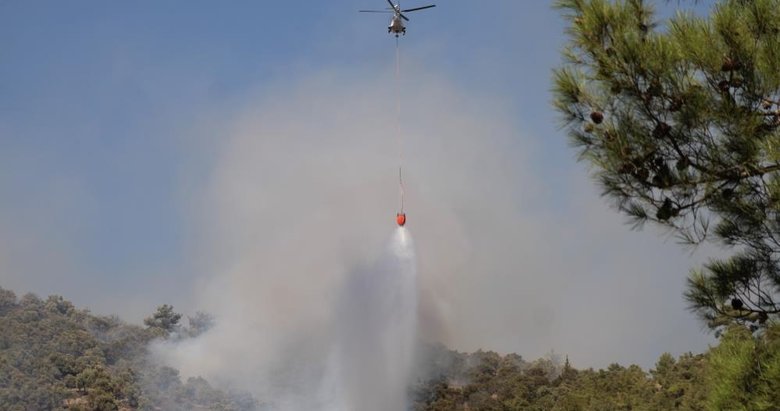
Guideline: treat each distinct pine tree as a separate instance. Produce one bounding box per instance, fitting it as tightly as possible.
[143,304,182,335]
[704,323,780,410]
[553,0,780,330]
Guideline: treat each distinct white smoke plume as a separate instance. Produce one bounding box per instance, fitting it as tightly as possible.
[153,61,714,407]
[156,227,418,410]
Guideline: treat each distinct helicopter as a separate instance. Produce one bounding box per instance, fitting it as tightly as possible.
[360,0,436,37]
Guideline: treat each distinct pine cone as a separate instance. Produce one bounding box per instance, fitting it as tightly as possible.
[634,167,650,182]
[758,312,769,324]
[676,157,690,171]
[656,198,674,221]
[721,58,742,72]
[668,98,683,112]
[653,122,671,139]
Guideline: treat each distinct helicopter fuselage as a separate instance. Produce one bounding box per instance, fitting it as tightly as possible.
[389,15,406,35]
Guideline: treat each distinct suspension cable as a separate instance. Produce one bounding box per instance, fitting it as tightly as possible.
[396,36,405,214]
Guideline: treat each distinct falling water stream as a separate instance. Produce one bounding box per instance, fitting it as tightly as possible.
[323,227,418,411]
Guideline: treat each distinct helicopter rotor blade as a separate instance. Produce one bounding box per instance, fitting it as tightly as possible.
[386,0,397,11]
[399,13,410,21]
[401,4,436,12]
[359,9,393,13]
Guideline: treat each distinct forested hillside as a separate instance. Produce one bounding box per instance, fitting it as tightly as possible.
[1,285,778,410]
[0,286,258,411]
[412,346,707,410]
[413,327,779,411]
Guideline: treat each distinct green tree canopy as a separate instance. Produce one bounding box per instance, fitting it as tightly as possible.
[143,304,182,334]
[553,0,780,329]
[0,289,258,410]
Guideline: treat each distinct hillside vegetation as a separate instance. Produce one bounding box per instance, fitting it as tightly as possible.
[413,325,780,411]
[0,286,257,411]
[412,346,707,410]
[1,285,778,410]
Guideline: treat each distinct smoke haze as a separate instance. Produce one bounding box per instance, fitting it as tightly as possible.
[0,57,716,378]
[146,63,715,407]
[155,227,418,410]
[0,4,730,409]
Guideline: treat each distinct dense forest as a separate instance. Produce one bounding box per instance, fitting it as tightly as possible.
[1,284,779,410]
[413,330,780,410]
[0,286,258,411]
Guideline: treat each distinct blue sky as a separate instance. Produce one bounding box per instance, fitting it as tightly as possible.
[0,1,717,370]
[0,1,567,302]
